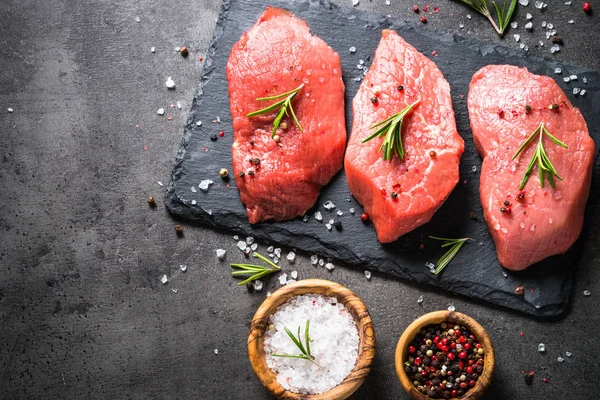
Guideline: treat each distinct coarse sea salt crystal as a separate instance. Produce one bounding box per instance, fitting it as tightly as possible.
[286,279,296,285]
[214,349,219,355]
[573,88,581,95]
[447,304,456,311]
[264,294,359,394]
[570,74,578,80]
[216,249,226,260]
[538,343,546,352]
[580,89,586,96]
[165,76,175,89]
[191,200,196,205]
[541,21,547,27]
[314,211,323,221]
[325,223,332,231]
[237,241,247,251]
[150,46,156,53]
[303,215,309,222]
[157,108,165,115]
[253,280,263,291]
[274,248,282,258]
[385,0,391,5]
[160,275,168,284]
[417,295,424,304]
[278,274,288,285]
[566,351,572,357]
[287,252,296,263]
[565,0,572,4]
[535,1,543,8]
[547,23,553,29]
[273,256,279,264]
[352,0,359,6]
[568,19,574,24]
[318,259,325,267]
[267,246,274,253]
[459,22,464,29]
[555,68,562,74]
[199,179,213,191]
[325,262,335,271]
[336,210,343,216]
[557,357,564,362]
[583,290,591,296]
[519,0,529,5]
[526,12,533,19]
[311,255,318,265]
[513,34,520,42]
[233,235,239,240]
[364,270,372,280]
[583,77,588,84]
[349,46,356,53]
[179,264,187,272]
[349,208,355,214]
[511,21,518,29]
[191,186,197,193]
[525,22,533,30]
[502,271,508,278]
[323,201,336,210]
[196,120,202,126]
[564,77,571,82]
[251,243,258,251]
[550,44,560,54]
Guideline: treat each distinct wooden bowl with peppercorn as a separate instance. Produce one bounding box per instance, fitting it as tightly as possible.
[395,311,495,400]
[248,279,376,399]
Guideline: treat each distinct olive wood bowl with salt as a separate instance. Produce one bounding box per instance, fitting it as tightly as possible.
[248,279,375,399]
[395,311,495,400]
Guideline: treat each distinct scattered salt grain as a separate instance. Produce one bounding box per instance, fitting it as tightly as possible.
[191,186,197,193]
[246,236,255,245]
[525,22,533,30]
[267,246,274,253]
[274,248,282,258]
[216,249,226,260]
[526,12,533,19]
[520,43,526,49]
[325,262,335,271]
[267,292,272,297]
[233,235,239,240]
[180,264,187,272]
[359,59,364,65]
[541,21,547,27]
[150,46,155,53]
[573,88,581,95]
[566,352,572,357]
[157,108,165,115]
[502,271,508,278]
[557,357,564,363]
[318,259,325,267]
[196,120,202,126]
[539,40,545,46]
[364,270,372,280]
[175,47,181,52]
[547,23,553,29]
[264,294,359,394]
[177,101,182,110]
[237,241,247,251]
[352,0,359,6]
[303,215,309,222]
[160,275,168,284]
[583,290,591,296]
[135,16,141,22]
[550,45,560,54]
[273,257,279,264]
[314,211,323,221]
[216,116,221,123]
[251,243,258,251]
[336,210,343,216]
[311,255,318,265]
[191,200,196,205]
[447,304,456,311]
[171,288,178,293]
[570,74,578,80]
[519,0,529,5]
[568,19,574,24]
[565,0,572,4]
[555,68,562,74]
[511,21,518,29]
[538,343,546,353]
[583,77,588,84]
[290,271,298,280]
[513,34,520,42]
[279,274,288,285]
[165,76,175,89]
[349,208,355,214]
[471,165,477,172]
[417,295,424,304]
[323,201,336,210]
[467,14,472,19]
[564,77,571,82]
[580,89,586,96]
[199,179,213,191]
[459,22,464,29]
[287,252,296,263]
[7,107,14,113]
[349,46,356,53]
[325,223,332,231]
[385,0,391,5]
[214,349,219,355]
[254,280,264,291]
[157,181,163,187]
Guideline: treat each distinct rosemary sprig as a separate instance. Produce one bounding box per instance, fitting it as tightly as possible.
[230,252,280,286]
[429,236,472,275]
[457,0,517,36]
[246,83,304,138]
[362,99,419,161]
[512,122,568,190]
[271,320,317,365]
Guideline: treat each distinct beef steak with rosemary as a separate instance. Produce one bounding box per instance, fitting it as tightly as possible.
[226,7,346,223]
[344,30,464,243]
[468,65,595,270]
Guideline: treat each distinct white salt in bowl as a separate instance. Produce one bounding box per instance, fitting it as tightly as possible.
[248,279,375,399]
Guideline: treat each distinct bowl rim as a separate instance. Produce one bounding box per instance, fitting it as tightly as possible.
[395,310,495,400]
[248,278,375,399]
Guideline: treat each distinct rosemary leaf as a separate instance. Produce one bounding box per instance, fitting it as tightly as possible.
[246,83,304,138]
[270,320,317,365]
[429,236,471,275]
[230,252,280,286]
[458,0,516,36]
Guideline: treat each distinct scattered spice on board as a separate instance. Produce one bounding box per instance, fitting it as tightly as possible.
[147,196,157,208]
[522,370,535,384]
[404,322,485,398]
[175,224,184,236]
[179,46,189,57]
[515,286,524,295]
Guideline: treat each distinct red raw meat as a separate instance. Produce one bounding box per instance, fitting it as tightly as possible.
[227,7,346,223]
[344,30,464,243]
[468,65,595,270]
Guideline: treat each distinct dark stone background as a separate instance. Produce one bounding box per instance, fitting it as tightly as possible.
[1,0,598,399]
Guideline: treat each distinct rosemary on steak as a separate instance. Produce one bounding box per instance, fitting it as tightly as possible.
[230,252,280,286]
[429,236,472,275]
[271,320,317,365]
[512,122,568,190]
[456,0,517,36]
[362,100,419,161]
[246,83,304,139]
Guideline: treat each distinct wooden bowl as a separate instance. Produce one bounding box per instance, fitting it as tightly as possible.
[248,279,375,399]
[395,311,495,400]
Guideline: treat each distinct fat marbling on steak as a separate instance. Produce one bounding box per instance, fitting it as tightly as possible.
[226,7,346,223]
[468,65,595,270]
[344,30,464,243]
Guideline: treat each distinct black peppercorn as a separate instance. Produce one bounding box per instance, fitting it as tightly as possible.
[398,85,404,91]
[248,170,255,176]
[334,221,343,231]
[370,96,378,104]
[391,191,398,199]
[239,171,245,178]
[504,200,510,206]
[500,207,506,213]
[525,104,532,114]
[210,134,218,141]
[175,225,183,236]
[251,157,260,165]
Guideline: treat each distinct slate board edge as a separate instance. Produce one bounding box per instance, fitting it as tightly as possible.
[164,0,586,318]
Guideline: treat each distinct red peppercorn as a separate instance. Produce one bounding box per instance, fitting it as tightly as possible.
[442,345,449,352]
[450,342,456,349]
[469,380,476,387]
[433,336,440,344]
[421,369,427,376]
[420,15,427,23]
[408,345,416,353]
[459,336,467,343]
[451,390,458,397]
[543,378,549,383]
[519,332,524,338]
[441,338,449,346]
[361,213,368,222]
[219,131,224,137]
[414,357,422,366]
[475,343,482,348]
[447,352,455,361]
[583,2,591,12]
[413,4,420,12]
[423,5,429,12]
[468,359,475,366]
[459,382,468,389]
[515,285,524,295]
[454,330,461,336]
[464,343,472,350]
[458,351,467,359]
[466,366,473,374]
[447,371,453,376]
[498,109,505,118]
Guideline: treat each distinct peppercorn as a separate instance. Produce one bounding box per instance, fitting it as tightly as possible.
[239,171,245,178]
[517,191,525,201]
[273,135,280,142]
[210,134,218,141]
[413,4,420,12]
[551,36,563,45]
[500,207,506,213]
[504,200,510,206]
[280,121,288,130]
[370,96,378,104]
[515,286,524,295]
[175,224,183,235]
[469,212,477,220]
[391,191,398,199]
[361,212,369,222]
[583,2,591,12]
[420,15,427,23]
[525,104,532,114]
[179,46,189,57]
[147,196,157,208]
[249,140,255,145]
[251,157,260,165]
[334,220,343,231]
[522,370,535,385]
[247,170,255,176]
[548,103,559,110]
[429,150,437,159]
[398,85,404,91]
[219,168,229,179]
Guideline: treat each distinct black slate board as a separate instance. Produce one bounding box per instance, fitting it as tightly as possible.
[165,0,600,317]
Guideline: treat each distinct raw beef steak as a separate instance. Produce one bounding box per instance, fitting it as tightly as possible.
[468,65,595,270]
[227,7,346,223]
[344,30,464,243]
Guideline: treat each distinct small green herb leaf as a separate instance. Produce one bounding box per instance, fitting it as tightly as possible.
[362,100,419,161]
[246,84,304,139]
[230,252,280,286]
[512,122,568,190]
[429,236,472,275]
[457,0,517,36]
[271,320,318,365]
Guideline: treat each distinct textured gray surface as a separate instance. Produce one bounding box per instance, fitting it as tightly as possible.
[165,0,600,317]
[1,0,599,399]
